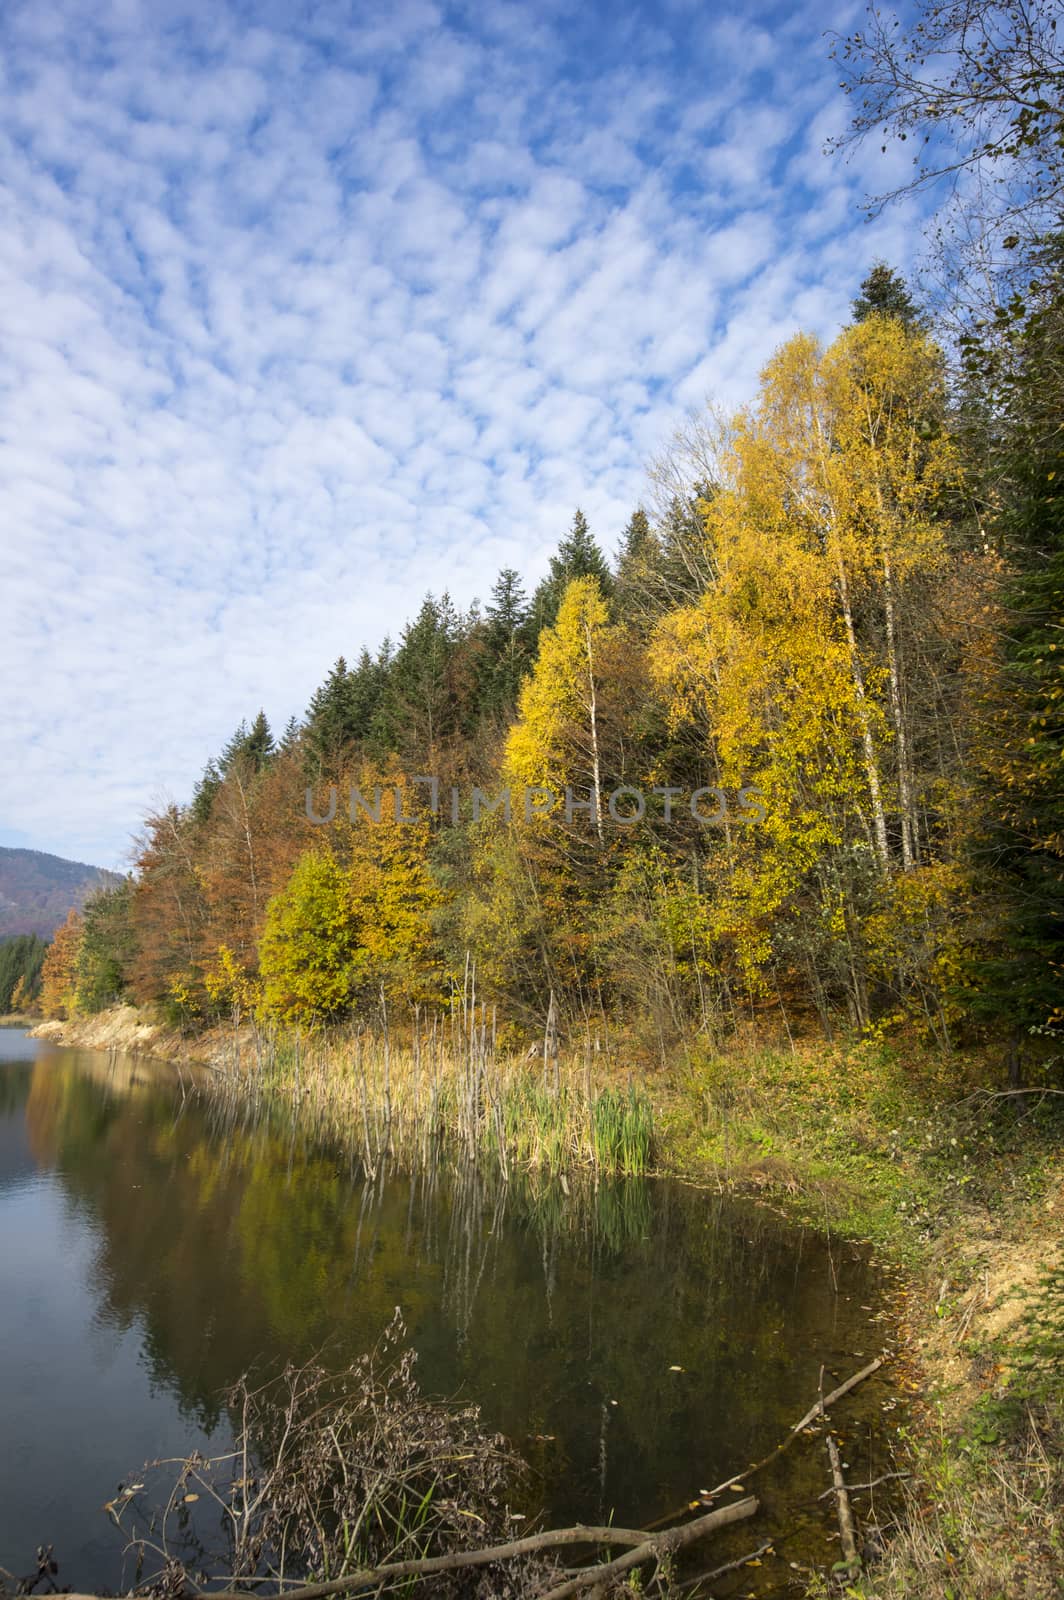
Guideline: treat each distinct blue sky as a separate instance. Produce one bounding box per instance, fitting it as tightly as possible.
[1,0,926,869]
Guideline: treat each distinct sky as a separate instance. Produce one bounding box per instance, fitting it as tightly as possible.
[0,0,927,870]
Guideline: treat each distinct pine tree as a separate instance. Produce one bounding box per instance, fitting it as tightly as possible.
[852,263,925,329]
[374,595,463,761]
[613,507,662,627]
[531,510,613,633]
[475,568,533,719]
[965,269,1064,1053]
[305,658,361,775]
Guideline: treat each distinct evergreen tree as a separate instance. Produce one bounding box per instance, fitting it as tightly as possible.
[305,658,359,775]
[965,267,1064,1057]
[189,758,223,826]
[0,934,48,1013]
[77,880,135,1012]
[373,595,463,760]
[613,508,661,626]
[852,263,925,329]
[531,509,613,633]
[242,710,275,772]
[475,568,533,719]
[217,712,276,777]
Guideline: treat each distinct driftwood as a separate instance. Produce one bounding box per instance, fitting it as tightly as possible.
[52,1502,758,1600]
[826,1434,860,1572]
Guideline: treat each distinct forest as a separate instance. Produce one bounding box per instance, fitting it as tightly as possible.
[34,0,1063,1088]
[37,265,1062,1076]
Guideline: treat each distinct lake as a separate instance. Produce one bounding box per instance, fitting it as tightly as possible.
[0,1030,900,1594]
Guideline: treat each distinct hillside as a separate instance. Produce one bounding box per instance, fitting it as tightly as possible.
[0,847,120,940]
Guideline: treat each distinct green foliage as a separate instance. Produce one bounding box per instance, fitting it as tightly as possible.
[851,262,925,329]
[76,880,134,1013]
[259,850,366,1024]
[474,567,533,719]
[0,933,47,1012]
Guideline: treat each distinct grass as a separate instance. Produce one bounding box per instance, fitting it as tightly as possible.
[209,1019,655,1179]
[662,1036,1063,1254]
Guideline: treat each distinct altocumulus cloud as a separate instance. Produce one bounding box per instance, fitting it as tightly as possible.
[0,0,925,867]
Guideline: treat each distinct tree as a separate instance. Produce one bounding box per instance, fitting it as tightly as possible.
[475,568,533,719]
[612,508,662,627]
[258,778,444,1024]
[77,880,135,1013]
[831,0,1064,296]
[852,263,925,328]
[507,576,621,843]
[650,320,962,1023]
[963,263,1064,1053]
[40,909,84,1019]
[0,934,47,1014]
[531,510,613,633]
[373,596,464,763]
[259,850,365,1024]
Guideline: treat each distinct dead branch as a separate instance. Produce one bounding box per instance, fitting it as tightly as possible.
[535,1497,760,1600]
[826,1434,860,1572]
[790,1357,884,1438]
[818,1470,910,1501]
[673,1538,776,1593]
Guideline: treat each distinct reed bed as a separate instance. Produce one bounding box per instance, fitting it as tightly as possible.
[214,1007,654,1180]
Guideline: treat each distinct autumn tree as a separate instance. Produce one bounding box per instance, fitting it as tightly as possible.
[258,849,365,1024]
[651,319,963,1024]
[259,773,444,1025]
[40,909,84,1019]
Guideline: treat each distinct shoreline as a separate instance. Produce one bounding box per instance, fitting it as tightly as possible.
[20,1007,1064,1597]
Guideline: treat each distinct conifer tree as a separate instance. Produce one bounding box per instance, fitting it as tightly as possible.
[475,568,533,719]
[531,510,613,633]
[852,263,925,329]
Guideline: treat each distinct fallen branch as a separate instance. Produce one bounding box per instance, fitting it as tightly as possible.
[200,1524,651,1600]
[790,1357,884,1438]
[535,1497,760,1600]
[673,1538,776,1593]
[51,1503,758,1600]
[826,1435,860,1573]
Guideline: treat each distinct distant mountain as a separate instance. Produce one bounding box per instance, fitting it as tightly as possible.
[0,846,121,940]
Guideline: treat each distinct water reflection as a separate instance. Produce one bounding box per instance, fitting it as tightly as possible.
[0,1036,896,1593]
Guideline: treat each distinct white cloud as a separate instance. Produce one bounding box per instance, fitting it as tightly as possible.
[0,0,938,866]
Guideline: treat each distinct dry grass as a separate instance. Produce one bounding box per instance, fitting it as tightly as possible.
[204,1015,654,1179]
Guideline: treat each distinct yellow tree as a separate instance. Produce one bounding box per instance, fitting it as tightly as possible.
[650,318,960,1018]
[502,576,644,1007]
[505,575,619,840]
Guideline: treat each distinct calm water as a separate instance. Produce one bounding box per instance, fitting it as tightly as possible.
[0,1031,898,1594]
